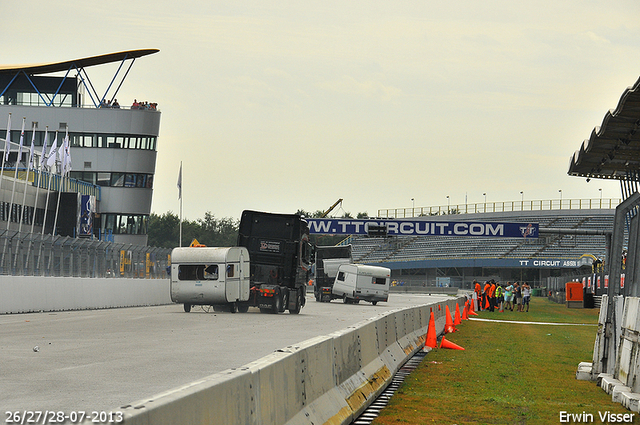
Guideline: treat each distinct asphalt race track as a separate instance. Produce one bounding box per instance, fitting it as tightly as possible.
[1,293,449,413]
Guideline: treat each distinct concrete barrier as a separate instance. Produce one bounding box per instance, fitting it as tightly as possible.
[114,296,466,425]
[0,276,171,314]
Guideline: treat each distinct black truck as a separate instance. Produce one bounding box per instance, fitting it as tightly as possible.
[313,245,352,302]
[237,210,312,314]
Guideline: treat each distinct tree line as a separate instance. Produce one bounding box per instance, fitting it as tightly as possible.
[148,209,370,248]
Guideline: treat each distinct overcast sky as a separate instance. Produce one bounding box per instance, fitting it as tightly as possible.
[4,1,640,220]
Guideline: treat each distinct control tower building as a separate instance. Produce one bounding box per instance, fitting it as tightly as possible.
[0,49,160,246]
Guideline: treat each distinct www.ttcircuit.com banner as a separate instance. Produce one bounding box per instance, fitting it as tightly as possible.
[306,218,538,238]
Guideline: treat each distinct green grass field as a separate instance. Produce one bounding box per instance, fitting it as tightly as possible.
[371,297,632,425]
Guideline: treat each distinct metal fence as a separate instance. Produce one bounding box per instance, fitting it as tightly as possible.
[0,229,171,278]
[378,198,622,218]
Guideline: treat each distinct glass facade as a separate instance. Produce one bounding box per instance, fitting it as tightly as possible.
[70,172,153,189]
[5,131,156,151]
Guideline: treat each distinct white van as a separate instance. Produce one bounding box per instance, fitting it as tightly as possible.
[331,264,391,305]
[170,247,250,313]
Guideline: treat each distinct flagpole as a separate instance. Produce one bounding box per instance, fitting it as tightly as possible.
[2,117,25,272]
[16,122,36,272]
[178,161,182,247]
[0,113,11,199]
[7,117,25,231]
[26,126,48,274]
[37,130,57,275]
[51,126,68,241]
[18,123,36,234]
[40,130,58,237]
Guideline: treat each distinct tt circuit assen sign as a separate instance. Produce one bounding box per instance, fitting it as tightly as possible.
[306,218,538,238]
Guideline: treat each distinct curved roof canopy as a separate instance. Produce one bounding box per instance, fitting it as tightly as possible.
[568,77,640,181]
[0,49,159,75]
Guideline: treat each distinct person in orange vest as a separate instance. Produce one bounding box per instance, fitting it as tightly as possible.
[474,280,481,310]
[482,280,491,311]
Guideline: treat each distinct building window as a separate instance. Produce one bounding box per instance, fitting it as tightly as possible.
[101,213,149,235]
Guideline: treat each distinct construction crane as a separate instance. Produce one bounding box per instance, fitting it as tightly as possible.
[320,199,343,218]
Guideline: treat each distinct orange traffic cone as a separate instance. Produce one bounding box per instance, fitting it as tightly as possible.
[440,335,465,350]
[454,304,462,326]
[423,311,437,351]
[468,299,478,316]
[445,305,456,333]
[462,303,469,320]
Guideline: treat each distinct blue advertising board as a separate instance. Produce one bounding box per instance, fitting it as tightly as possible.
[306,218,538,238]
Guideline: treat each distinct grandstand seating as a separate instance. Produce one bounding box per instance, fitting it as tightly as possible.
[351,210,615,265]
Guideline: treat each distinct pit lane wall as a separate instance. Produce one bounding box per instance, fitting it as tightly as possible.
[114,297,464,425]
[0,276,171,314]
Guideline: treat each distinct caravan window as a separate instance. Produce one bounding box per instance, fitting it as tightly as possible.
[178,264,219,281]
[337,271,345,281]
[373,277,387,285]
[227,264,235,277]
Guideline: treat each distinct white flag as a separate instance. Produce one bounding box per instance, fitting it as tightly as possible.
[17,117,25,163]
[40,127,49,171]
[62,128,71,175]
[177,162,182,200]
[4,114,11,162]
[27,123,36,170]
[46,131,58,171]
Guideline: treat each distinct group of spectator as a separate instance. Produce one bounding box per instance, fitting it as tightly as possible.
[473,279,531,312]
[99,99,120,108]
[98,98,158,110]
[131,99,158,110]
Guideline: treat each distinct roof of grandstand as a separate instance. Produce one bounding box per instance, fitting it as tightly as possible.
[348,209,614,270]
[569,76,640,181]
[0,49,159,76]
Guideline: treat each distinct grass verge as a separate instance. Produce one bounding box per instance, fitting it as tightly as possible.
[372,297,631,425]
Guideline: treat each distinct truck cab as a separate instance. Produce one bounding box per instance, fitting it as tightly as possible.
[237,210,312,314]
[313,245,352,302]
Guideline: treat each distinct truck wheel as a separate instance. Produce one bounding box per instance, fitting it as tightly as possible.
[289,291,302,314]
[271,294,282,314]
[238,304,249,313]
[343,294,349,304]
[372,301,378,306]
[183,304,191,313]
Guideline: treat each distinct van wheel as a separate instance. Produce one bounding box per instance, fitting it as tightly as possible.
[183,304,191,313]
[372,301,378,306]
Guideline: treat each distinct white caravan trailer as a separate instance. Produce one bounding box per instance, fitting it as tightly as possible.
[170,247,250,313]
[331,264,391,305]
